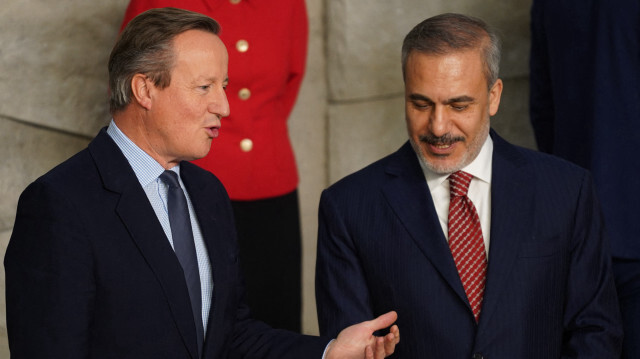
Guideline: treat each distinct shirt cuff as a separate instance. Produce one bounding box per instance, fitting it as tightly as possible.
[321,339,335,359]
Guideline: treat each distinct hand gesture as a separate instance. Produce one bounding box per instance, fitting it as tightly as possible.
[325,311,400,359]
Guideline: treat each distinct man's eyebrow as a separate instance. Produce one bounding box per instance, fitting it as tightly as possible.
[408,93,433,103]
[444,95,475,104]
[191,76,229,86]
[408,94,475,104]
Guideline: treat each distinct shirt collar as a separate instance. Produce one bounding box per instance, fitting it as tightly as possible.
[420,134,494,192]
[107,119,180,187]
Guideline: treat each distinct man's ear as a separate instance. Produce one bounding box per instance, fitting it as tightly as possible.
[488,78,503,117]
[131,74,153,110]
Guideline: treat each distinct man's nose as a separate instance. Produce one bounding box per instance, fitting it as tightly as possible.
[429,105,449,136]
[209,90,230,118]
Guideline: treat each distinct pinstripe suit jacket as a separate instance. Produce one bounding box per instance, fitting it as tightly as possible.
[316,130,622,358]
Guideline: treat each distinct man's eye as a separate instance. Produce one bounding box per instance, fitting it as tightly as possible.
[413,102,431,109]
[199,85,211,90]
[451,104,468,111]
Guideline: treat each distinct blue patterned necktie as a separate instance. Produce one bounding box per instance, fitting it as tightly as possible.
[160,170,204,354]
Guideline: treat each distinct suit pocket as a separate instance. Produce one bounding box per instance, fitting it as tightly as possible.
[518,237,566,258]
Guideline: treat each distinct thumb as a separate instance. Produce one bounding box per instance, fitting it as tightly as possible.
[367,311,398,331]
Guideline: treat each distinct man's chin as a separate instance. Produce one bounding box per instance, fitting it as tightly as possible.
[423,159,463,175]
[195,142,214,160]
[410,140,461,174]
[195,151,210,161]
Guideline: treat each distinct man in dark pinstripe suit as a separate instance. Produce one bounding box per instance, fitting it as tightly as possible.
[316,13,622,358]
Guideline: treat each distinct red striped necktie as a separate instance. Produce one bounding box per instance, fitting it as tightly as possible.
[448,170,487,322]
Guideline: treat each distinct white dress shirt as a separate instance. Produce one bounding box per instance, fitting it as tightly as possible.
[417,136,494,256]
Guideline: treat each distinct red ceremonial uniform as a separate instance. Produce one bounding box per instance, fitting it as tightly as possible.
[122,0,308,200]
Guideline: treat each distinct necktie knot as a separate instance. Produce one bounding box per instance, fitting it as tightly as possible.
[449,170,473,197]
[160,170,180,188]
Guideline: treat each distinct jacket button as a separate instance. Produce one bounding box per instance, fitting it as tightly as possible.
[472,353,484,359]
[240,138,253,152]
[238,88,251,100]
[236,39,249,53]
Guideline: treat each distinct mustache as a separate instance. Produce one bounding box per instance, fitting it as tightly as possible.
[418,133,465,146]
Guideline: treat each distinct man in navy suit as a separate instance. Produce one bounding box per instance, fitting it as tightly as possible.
[316,13,621,358]
[530,1,640,357]
[4,8,399,359]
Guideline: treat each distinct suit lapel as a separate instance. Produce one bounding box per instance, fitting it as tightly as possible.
[382,142,469,307]
[477,131,534,329]
[89,130,200,359]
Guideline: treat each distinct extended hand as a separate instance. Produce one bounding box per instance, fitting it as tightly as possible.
[325,311,400,359]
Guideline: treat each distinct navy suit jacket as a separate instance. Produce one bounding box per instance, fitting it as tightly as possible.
[5,129,328,359]
[316,131,622,358]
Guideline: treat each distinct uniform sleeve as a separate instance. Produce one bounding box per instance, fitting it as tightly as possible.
[4,181,96,358]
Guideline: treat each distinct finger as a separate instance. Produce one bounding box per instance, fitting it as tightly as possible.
[390,324,400,342]
[384,332,396,354]
[375,336,385,359]
[367,311,398,331]
[365,345,374,359]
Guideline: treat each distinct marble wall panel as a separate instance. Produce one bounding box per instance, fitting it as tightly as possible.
[491,77,536,149]
[0,229,10,358]
[289,0,327,335]
[0,118,90,232]
[327,0,532,101]
[0,0,129,137]
[328,96,407,184]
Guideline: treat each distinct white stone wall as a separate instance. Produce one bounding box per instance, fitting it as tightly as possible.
[291,0,327,335]
[0,0,534,351]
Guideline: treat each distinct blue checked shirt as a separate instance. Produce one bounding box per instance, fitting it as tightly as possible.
[107,120,213,333]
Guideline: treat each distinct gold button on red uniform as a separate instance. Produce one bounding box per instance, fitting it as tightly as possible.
[236,40,249,52]
[240,138,253,152]
[238,88,251,100]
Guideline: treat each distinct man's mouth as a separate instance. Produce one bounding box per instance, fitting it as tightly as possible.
[205,127,219,138]
[434,143,453,149]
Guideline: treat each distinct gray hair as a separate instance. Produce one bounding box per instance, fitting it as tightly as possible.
[401,13,501,88]
[108,7,221,113]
